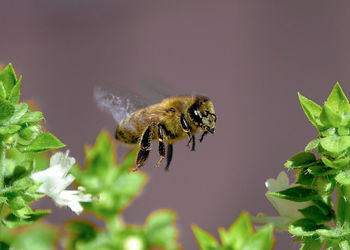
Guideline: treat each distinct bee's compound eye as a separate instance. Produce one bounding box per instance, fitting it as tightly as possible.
[194,109,201,117]
[189,107,202,125]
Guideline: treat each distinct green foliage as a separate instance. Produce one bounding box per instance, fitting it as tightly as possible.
[3,209,50,228]
[261,83,350,249]
[0,64,65,234]
[192,212,274,250]
[65,210,179,250]
[0,223,58,250]
[66,131,180,249]
[284,152,317,170]
[71,130,148,218]
[20,133,65,153]
[268,186,319,202]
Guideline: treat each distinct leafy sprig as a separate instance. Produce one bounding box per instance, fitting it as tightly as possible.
[0,63,65,229]
[0,223,58,250]
[261,83,350,249]
[67,130,181,249]
[192,212,274,249]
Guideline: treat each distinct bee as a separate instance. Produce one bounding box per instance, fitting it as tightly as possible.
[94,89,216,171]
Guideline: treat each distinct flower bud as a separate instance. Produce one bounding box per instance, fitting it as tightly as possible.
[19,124,40,140]
[4,135,15,145]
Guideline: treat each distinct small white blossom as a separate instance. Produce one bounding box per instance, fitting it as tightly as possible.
[123,236,144,250]
[263,171,312,228]
[31,151,92,215]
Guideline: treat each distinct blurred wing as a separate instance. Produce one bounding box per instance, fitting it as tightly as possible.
[94,79,177,124]
[93,87,138,124]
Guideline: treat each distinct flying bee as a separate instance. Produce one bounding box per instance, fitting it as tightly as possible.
[94,88,216,171]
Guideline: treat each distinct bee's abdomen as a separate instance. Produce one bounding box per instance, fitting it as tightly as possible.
[115,125,139,145]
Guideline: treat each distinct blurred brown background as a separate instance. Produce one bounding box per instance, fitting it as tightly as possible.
[1,1,350,249]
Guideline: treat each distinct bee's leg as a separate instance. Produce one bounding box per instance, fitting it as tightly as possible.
[186,135,196,151]
[199,131,208,142]
[135,124,153,171]
[180,114,195,151]
[156,124,165,168]
[165,144,173,171]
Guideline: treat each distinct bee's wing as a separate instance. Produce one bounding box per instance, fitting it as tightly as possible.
[93,87,142,124]
[94,79,176,125]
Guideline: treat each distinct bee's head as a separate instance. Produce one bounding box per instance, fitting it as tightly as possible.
[189,96,216,133]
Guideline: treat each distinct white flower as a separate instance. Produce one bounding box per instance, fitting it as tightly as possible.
[261,171,312,229]
[123,236,144,250]
[31,150,92,215]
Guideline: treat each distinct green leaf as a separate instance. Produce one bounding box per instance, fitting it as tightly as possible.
[0,196,7,204]
[0,99,14,122]
[340,240,350,250]
[325,239,342,250]
[313,196,335,217]
[0,64,17,97]
[268,186,319,202]
[325,82,350,116]
[5,164,33,187]
[296,169,314,186]
[18,111,44,124]
[218,212,253,249]
[321,156,350,169]
[0,125,21,135]
[7,103,28,124]
[288,219,323,237]
[0,82,6,100]
[7,195,33,218]
[317,228,350,239]
[84,130,116,175]
[300,236,324,250]
[3,210,50,228]
[312,176,336,195]
[335,170,350,185]
[307,165,338,176]
[320,103,343,128]
[305,137,321,151]
[1,224,58,250]
[145,210,179,249]
[242,224,274,250]
[65,220,97,244]
[298,93,323,130]
[72,130,147,218]
[285,152,316,169]
[32,153,50,172]
[338,127,350,136]
[20,133,65,152]
[320,136,350,157]
[118,148,138,173]
[192,225,219,249]
[12,176,35,190]
[0,242,9,250]
[299,206,334,224]
[7,75,22,104]
[321,128,336,137]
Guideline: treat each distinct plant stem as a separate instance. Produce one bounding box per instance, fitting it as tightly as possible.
[0,145,4,231]
[337,185,350,229]
[0,145,4,189]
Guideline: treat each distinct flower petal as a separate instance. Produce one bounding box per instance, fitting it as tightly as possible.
[265,171,312,221]
[30,150,93,215]
[265,171,289,192]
